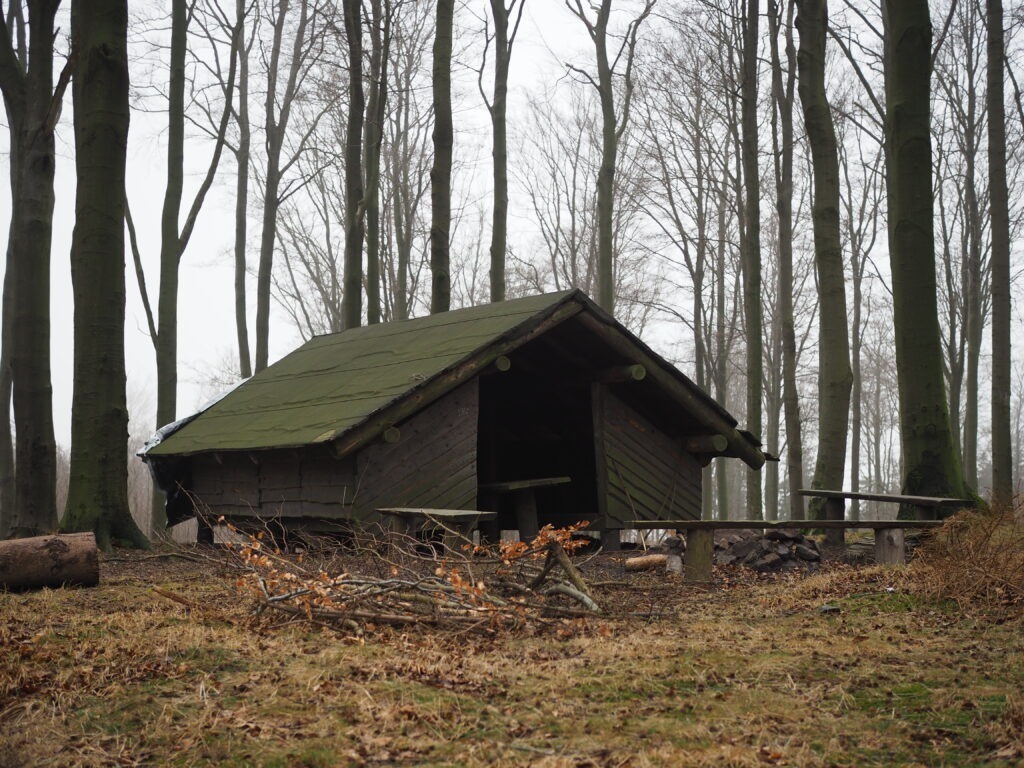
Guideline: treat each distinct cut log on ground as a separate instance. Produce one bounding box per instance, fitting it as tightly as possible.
[0,533,100,591]
[625,554,669,571]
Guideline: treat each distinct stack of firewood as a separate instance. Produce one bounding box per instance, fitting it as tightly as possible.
[714,529,822,572]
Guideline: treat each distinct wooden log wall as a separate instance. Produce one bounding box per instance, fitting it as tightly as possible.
[186,380,479,523]
[596,389,701,528]
[353,380,479,515]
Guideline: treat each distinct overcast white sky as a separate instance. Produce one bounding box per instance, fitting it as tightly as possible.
[0,2,608,447]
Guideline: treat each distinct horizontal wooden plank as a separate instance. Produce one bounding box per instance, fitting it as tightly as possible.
[629,519,947,530]
[480,476,572,493]
[797,489,972,507]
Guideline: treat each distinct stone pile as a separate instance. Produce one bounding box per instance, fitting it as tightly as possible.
[714,528,822,572]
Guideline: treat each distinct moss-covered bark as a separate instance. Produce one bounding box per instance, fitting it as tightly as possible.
[61,0,149,551]
[0,1,60,538]
[429,0,454,314]
[987,0,1013,502]
[796,0,852,531]
[883,0,967,517]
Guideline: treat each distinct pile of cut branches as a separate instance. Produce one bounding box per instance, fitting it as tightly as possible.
[224,521,602,634]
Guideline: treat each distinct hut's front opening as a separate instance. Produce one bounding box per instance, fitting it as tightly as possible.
[477,341,600,535]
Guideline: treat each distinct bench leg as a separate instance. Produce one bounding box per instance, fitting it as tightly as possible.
[684,528,714,583]
[513,490,539,542]
[875,527,906,565]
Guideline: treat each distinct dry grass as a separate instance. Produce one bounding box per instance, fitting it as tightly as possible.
[1,543,1023,767]
[908,506,1024,616]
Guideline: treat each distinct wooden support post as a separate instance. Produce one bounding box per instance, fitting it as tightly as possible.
[683,528,714,582]
[600,528,621,551]
[513,490,540,542]
[875,527,906,565]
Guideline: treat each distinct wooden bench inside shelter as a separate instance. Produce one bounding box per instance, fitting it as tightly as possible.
[478,476,572,541]
[631,517,950,583]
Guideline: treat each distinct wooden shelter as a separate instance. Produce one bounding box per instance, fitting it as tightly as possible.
[143,291,764,540]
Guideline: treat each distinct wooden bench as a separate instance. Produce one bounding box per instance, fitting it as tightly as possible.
[630,518,948,582]
[478,476,572,541]
[797,489,972,519]
[376,508,497,551]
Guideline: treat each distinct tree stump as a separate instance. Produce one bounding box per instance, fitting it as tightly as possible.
[0,532,100,591]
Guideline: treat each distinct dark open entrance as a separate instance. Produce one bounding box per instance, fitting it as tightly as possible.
[477,344,599,535]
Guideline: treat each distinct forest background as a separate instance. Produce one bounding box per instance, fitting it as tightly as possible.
[0,0,1021,540]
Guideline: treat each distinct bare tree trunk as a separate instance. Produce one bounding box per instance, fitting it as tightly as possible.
[364,0,390,325]
[796,0,851,539]
[566,0,652,316]
[255,0,311,370]
[484,0,523,304]
[988,0,1013,502]
[234,0,252,377]
[741,0,763,519]
[0,0,60,538]
[342,0,364,329]
[62,0,148,551]
[430,0,454,314]
[883,0,967,514]
[768,0,804,521]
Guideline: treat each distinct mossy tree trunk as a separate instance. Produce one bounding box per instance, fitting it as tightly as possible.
[0,0,60,538]
[987,0,1013,503]
[484,0,524,305]
[429,0,454,314]
[62,0,149,551]
[796,0,852,534]
[768,0,805,521]
[882,0,967,516]
[741,0,763,519]
[342,0,365,329]
[363,0,391,325]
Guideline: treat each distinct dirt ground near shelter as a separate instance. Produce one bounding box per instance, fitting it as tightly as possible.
[1,544,1022,767]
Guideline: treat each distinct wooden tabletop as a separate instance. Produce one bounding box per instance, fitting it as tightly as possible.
[479,476,572,493]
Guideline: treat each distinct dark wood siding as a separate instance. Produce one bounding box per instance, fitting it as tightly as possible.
[598,389,701,527]
[189,449,357,519]
[353,380,478,514]
[183,381,478,522]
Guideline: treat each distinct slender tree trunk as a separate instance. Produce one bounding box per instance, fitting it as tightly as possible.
[741,0,763,519]
[769,0,804,521]
[62,0,148,551]
[883,0,967,515]
[364,0,390,325]
[797,0,851,537]
[342,0,364,329]
[594,3,616,313]
[234,0,252,378]
[715,170,730,520]
[988,0,1013,502]
[430,0,454,314]
[151,0,188,531]
[963,40,982,490]
[1,0,59,537]
[487,0,520,304]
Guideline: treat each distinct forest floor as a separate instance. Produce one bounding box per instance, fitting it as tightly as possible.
[1,543,1022,768]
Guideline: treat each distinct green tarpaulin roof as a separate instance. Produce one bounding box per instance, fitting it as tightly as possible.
[145,291,580,457]
[144,290,763,467]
